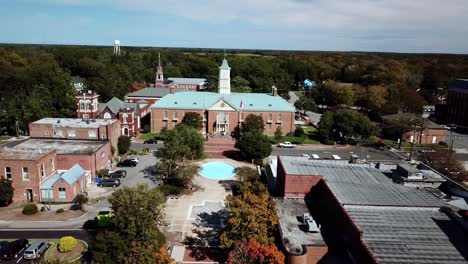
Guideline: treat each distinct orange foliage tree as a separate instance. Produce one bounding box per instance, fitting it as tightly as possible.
[227,238,285,264]
[124,241,174,264]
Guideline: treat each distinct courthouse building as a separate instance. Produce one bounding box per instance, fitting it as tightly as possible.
[150,58,295,136]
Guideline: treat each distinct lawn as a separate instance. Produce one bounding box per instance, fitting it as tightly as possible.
[139,133,165,140]
[269,125,320,145]
[44,239,87,263]
[0,135,12,141]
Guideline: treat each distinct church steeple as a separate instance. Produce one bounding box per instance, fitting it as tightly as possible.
[155,53,164,87]
[218,57,231,94]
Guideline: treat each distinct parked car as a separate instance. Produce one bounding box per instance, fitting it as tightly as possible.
[311,154,320,159]
[118,159,138,167]
[23,240,49,260]
[301,153,310,158]
[0,239,29,259]
[278,142,296,148]
[128,157,139,164]
[109,170,126,178]
[97,179,121,187]
[143,139,158,144]
[108,171,126,179]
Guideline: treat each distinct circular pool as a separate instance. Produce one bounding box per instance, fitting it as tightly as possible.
[199,161,236,180]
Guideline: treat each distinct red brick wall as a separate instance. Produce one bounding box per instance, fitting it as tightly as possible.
[284,174,322,198]
[0,150,57,203]
[55,142,110,178]
[402,128,448,144]
[126,97,159,104]
[288,246,328,264]
[51,176,86,202]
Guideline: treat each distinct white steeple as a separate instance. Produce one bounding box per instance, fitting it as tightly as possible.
[218,57,231,94]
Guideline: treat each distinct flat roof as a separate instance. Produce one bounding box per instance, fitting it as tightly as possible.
[13,138,108,155]
[279,156,443,207]
[345,206,468,264]
[277,199,325,255]
[397,163,422,173]
[0,148,54,160]
[32,118,117,128]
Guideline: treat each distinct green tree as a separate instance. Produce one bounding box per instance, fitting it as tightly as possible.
[109,184,166,244]
[0,179,14,206]
[72,193,88,211]
[158,124,205,160]
[236,131,272,161]
[314,80,355,106]
[242,114,265,133]
[317,111,335,144]
[333,109,373,140]
[181,112,203,130]
[294,97,316,114]
[93,230,129,264]
[274,126,283,143]
[232,76,252,93]
[117,136,131,155]
[294,126,305,137]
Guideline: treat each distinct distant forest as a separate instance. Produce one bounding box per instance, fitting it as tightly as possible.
[1,44,468,134]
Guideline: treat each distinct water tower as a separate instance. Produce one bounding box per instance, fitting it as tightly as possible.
[114,40,121,55]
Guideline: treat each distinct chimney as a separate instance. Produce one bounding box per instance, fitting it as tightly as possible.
[272,86,278,96]
[170,86,177,94]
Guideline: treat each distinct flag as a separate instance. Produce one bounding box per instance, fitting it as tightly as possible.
[240,100,243,109]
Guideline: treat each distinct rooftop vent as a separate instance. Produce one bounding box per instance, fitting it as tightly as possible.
[193,102,197,105]
[56,119,61,124]
[268,104,272,107]
[249,103,253,106]
[174,102,178,104]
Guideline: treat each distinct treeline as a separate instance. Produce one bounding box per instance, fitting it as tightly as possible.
[1,44,468,134]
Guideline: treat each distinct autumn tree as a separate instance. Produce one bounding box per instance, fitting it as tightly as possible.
[227,238,285,264]
[314,80,355,106]
[124,241,174,264]
[420,147,468,182]
[181,112,203,130]
[220,181,278,248]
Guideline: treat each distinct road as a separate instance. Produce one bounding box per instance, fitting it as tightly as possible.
[272,145,403,161]
[0,230,94,264]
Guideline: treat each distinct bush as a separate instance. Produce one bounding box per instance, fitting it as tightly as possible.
[40,206,46,212]
[294,126,305,137]
[72,194,88,210]
[56,208,64,213]
[117,136,131,155]
[58,236,77,253]
[22,203,38,215]
[158,184,183,196]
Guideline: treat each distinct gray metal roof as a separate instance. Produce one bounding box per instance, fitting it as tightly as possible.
[98,97,140,115]
[345,206,468,264]
[168,77,206,85]
[279,157,443,207]
[126,87,170,98]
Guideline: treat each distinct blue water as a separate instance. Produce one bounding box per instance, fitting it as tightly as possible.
[199,162,236,180]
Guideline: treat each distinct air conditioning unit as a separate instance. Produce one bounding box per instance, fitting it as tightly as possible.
[303,213,311,222]
[306,219,320,233]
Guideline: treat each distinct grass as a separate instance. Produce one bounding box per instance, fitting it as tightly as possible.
[0,135,12,141]
[44,239,87,263]
[139,133,164,140]
[378,138,438,152]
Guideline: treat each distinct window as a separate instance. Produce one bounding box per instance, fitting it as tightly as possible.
[5,167,11,180]
[163,111,168,119]
[53,129,64,137]
[88,130,97,138]
[68,129,76,137]
[58,187,66,200]
[277,113,282,123]
[240,112,244,121]
[40,164,45,177]
[22,167,29,180]
[51,158,55,171]
[267,123,272,130]
[173,112,178,119]
[268,113,272,122]
[122,114,128,124]
[101,134,106,140]
[79,100,85,111]
[103,112,112,119]
[163,121,168,128]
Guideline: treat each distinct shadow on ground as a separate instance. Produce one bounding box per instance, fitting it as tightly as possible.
[140,165,160,184]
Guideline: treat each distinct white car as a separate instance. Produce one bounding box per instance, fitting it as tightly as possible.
[128,157,139,164]
[279,142,296,148]
[301,153,310,158]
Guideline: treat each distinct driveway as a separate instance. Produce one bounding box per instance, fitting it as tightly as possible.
[113,154,161,189]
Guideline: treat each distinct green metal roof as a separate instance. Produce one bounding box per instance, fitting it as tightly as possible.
[219,58,230,70]
[126,87,170,98]
[151,91,295,112]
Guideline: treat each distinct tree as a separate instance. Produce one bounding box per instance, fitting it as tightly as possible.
[314,80,354,106]
[118,136,131,155]
[93,230,129,264]
[318,110,373,144]
[242,114,265,133]
[236,131,272,161]
[294,126,305,137]
[232,76,252,93]
[294,97,316,114]
[72,193,88,211]
[274,126,282,143]
[220,186,278,248]
[158,163,198,189]
[124,241,174,264]
[109,184,166,244]
[0,179,14,206]
[421,147,468,182]
[157,125,205,160]
[317,111,335,144]
[227,238,285,264]
[181,112,203,130]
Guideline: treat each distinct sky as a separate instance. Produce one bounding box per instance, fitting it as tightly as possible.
[1,0,468,53]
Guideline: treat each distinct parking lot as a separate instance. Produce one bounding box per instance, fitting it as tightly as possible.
[272,145,404,161]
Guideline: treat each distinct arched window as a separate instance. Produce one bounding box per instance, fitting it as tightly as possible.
[122,114,128,124]
[85,100,91,112]
[79,100,85,111]
[103,112,111,119]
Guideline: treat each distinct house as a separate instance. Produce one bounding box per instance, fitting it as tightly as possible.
[150,58,296,136]
[29,118,120,149]
[40,164,89,202]
[273,156,468,264]
[381,113,448,144]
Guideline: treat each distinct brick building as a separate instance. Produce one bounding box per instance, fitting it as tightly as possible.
[29,118,120,149]
[382,113,448,144]
[446,79,468,128]
[272,156,468,264]
[0,148,89,203]
[11,138,111,178]
[150,58,295,136]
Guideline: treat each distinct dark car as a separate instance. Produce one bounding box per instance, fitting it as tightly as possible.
[143,139,158,144]
[0,239,29,259]
[108,171,126,179]
[97,179,121,187]
[117,159,137,167]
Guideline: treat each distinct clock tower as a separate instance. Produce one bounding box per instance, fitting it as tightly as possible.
[218,58,231,94]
